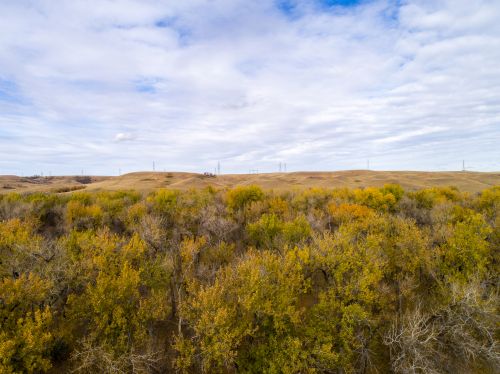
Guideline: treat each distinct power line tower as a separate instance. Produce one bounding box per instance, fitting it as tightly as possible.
[462,160,465,172]
[153,161,155,171]
[217,161,220,175]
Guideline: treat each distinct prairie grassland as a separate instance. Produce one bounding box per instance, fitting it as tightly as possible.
[1,170,499,194]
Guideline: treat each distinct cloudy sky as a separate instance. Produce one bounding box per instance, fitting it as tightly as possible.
[0,0,499,175]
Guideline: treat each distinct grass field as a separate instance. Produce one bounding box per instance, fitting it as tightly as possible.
[1,170,499,194]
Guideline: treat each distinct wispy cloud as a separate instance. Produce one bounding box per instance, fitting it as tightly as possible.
[0,0,499,175]
[114,132,137,142]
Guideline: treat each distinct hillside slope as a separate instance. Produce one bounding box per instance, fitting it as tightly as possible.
[1,170,499,194]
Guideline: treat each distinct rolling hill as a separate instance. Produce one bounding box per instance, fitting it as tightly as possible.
[1,170,498,194]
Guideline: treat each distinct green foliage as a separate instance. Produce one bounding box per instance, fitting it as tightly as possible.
[439,212,492,282]
[66,233,171,367]
[180,248,310,372]
[247,213,283,248]
[247,213,311,250]
[408,186,463,209]
[147,188,179,217]
[0,185,498,373]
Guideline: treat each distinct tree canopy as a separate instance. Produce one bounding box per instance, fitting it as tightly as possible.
[0,184,498,373]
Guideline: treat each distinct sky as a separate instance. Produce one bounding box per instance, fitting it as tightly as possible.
[0,0,499,175]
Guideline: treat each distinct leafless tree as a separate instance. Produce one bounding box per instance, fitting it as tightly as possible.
[71,341,164,374]
[384,281,499,373]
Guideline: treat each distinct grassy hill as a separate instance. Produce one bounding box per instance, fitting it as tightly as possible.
[1,170,499,194]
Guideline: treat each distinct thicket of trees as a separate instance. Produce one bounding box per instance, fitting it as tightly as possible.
[0,184,498,373]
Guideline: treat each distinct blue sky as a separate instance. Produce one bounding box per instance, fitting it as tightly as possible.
[0,0,499,175]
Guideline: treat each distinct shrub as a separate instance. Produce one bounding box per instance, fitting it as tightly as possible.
[226,185,264,211]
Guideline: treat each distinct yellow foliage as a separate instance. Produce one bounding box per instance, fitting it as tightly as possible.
[0,275,54,373]
[0,184,498,373]
[353,187,397,211]
[440,213,492,282]
[328,203,375,224]
[65,200,103,230]
[226,185,264,211]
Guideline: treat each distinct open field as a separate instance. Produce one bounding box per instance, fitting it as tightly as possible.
[1,170,499,194]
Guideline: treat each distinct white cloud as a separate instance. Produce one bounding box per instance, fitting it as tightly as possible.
[0,0,499,175]
[114,132,136,142]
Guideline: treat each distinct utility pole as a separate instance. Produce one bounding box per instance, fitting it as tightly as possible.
[284,163,287,172]
[153,161,155,171]
[279,162,282,172]
[217,161,220,175]
[119,168,121,176]
[462,160,465,171]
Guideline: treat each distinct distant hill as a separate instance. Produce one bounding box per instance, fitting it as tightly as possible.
[1,170,498,194]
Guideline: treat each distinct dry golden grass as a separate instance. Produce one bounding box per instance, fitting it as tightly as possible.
[1,170,499,194]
